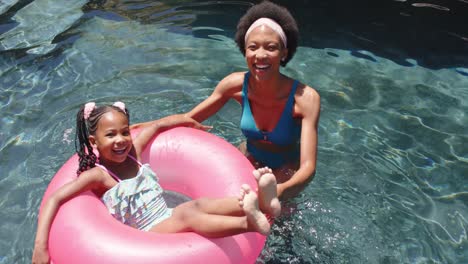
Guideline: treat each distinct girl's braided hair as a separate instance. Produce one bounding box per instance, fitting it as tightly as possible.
[74,104,129,175]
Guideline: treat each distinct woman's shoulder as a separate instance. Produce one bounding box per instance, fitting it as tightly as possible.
[220,71,246,85]
[294,82,320,115]
[295,82,320,101]
[216,71,246,94]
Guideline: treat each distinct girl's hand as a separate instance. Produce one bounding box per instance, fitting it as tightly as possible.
[157,114,212,132]
[32,246,50,264]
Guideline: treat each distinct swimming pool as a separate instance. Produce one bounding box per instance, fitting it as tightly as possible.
[0,0,467,263]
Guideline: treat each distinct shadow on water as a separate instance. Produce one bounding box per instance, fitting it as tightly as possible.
[279,0,468,70]
[3,0,465,70]
[81,0,468,71]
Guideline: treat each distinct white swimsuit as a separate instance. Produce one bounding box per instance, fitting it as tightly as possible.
[97,156,172,231]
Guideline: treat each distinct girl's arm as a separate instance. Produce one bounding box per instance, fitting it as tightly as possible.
[32,170,105,264]
[277,86,321,199]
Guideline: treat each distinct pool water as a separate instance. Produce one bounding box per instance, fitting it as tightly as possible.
[0,1,467,263]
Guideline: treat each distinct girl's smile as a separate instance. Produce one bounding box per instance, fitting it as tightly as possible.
[90,110,132,164]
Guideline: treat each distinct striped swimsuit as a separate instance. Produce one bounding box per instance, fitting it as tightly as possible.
[98,156,172,231]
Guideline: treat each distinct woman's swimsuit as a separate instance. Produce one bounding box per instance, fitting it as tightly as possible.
[98,156,172,231]
[240,71,301,169]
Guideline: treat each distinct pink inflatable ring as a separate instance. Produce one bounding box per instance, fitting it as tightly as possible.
[40,127,266,264]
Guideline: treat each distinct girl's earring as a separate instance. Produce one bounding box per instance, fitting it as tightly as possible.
[281,57,286,62]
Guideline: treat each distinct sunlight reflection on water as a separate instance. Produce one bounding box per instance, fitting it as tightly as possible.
[0,1,467,263]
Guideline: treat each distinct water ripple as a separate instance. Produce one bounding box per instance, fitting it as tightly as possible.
[0,2,467,263]
[0,0,18,15]
[412,3,450,11]
[0,0,87,54]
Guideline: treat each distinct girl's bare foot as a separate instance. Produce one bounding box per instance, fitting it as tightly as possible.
[253,167,281,217]
[238,186,247,206]
[240,184,270,235]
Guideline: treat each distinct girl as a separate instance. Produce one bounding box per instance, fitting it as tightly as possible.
[32,102,281,264]
[133,1,321,200]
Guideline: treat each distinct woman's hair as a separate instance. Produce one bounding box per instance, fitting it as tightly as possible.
[75,104,130,175]
[235,1,299,67]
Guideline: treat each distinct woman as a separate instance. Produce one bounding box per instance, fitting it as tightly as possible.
[135,1,320,200]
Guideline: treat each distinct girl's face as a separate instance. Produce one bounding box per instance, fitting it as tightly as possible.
[245,25,288,80]
[89,110,132,164]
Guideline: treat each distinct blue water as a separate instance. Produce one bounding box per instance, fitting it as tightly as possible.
[1,1,467,263]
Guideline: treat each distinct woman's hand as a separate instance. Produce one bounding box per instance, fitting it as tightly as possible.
[156,114,212,132]
[132,114,212,154]
[32,245,50,264]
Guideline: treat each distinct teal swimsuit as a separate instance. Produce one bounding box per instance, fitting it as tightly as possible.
[240,72,301,169]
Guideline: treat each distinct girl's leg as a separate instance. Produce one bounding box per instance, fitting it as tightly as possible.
[150,185,270,237]
[183,197,245,216]
[180,167,281,217]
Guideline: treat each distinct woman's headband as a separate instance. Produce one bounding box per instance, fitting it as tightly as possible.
[244,18,287,48]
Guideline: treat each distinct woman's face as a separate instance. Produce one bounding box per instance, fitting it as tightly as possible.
[245,25,288,80]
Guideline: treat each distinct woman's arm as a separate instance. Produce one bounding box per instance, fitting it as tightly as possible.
[185,72,244,122]
[130,73,243,132]
[278,86,321,199]
[132,114,211,156]
[32,170,105,264]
